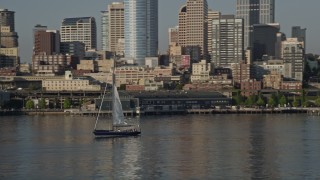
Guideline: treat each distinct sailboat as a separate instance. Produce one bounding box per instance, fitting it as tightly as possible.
[93,66,141,137]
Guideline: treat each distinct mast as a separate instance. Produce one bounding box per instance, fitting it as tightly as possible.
[94,77,108,130]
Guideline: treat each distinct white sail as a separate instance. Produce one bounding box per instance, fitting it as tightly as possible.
[112,83,125,125]
[111,66,126,126]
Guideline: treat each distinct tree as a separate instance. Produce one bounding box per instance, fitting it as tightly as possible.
[245,95,256,106]
[39,98,46,109]
[256,95,266,106]
[25,100,35,109]
[315,97,320,107]
[300,89,306,105]
[234,90,244,105]
[279,95,287,107]
[64,98,71,109]
[268,95,277,107]
[175,83,184,90]
[292,99,300,107]
[119,84,126,90]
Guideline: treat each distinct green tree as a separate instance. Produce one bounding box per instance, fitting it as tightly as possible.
[175,83,184,90]
[292,99,300,107]
[268,95,277,107]
[245,95,257,106]
[300,89,306,105]
[302,101,312,107]
[256,95,266,106]
[233,90,244,105]
[64,98,71,109]
[39,98,46,109]
[279,95,287,107]
[25,100,35,109]
[119,84,126,90]
[315,97,320,106]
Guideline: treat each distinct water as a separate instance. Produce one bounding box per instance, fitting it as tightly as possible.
[0,114,320,179]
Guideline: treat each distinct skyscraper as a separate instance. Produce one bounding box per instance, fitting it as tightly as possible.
[124,0,158,65]
[236,0,275,48]
[207,10,221,59]
[211,15,244,68]
[178,0,208,59]
[292,26,306,50]
[282,38,304,81]
[0,8,19,68]
[60,17,97,51]
[101,2,124,52]
[252,23,280,61]
[33,26,60,55]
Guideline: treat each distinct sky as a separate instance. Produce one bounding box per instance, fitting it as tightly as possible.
[1,0,319,63]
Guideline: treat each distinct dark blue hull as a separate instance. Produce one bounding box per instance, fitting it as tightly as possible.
[93,130,141,137]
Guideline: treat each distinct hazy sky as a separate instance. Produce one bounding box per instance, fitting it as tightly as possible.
[1,0,319,63]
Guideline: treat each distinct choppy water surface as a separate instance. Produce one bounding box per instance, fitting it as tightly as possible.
[0,114,320,179]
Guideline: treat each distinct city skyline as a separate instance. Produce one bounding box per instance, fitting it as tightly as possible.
[1,0,319,63]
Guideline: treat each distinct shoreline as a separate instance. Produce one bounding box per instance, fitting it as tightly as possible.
[1,108,320,116]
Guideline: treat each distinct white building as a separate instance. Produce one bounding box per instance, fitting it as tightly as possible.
[60,17,97,50]
[42,71,101,91]
[191,60,211,82]
[282,38,305,81]
[145,57,158,68]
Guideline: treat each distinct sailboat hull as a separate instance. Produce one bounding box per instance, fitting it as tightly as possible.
[93,130,141,137]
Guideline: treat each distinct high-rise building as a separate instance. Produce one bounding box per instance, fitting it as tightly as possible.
[101,11,109,51]
[282,38,304,81]
[0,8,19,68]
[60,17,97,51]
[124,0,158,65]
[0,9,15,31]
[252,23,280,61]
[236,0,275,48]
[275,32,286,59]
[207,10,220,58]
[211,15,244,68]
[101,2,124,52]
[33,28,60,55]
[168,26,179,44]
[292,26,306,50]
[178,0,208,59]
[60,42,85,59]
[0,9,18,48]
[178,5,187,47]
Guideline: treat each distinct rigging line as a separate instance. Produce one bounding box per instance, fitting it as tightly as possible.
[94,82,108,130]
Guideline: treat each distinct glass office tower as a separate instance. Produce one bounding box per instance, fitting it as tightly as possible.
[236,0,275,49]
[124,0,158,65]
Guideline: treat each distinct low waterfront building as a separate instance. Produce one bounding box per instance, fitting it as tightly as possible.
[135,91,231,112]
[184,74,232,91]
[114,66,155,87]
[281,81,302,90]
[42,71,101,91]
[241,79,262,97]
